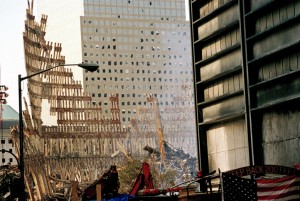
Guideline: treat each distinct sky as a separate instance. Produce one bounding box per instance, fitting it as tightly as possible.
[0,0,28,111]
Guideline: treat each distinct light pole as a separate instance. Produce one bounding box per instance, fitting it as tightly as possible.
[18,63,99,200]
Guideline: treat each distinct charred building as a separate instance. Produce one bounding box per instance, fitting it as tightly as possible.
[189,0,300,173]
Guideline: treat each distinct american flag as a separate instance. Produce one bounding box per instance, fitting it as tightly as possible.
[256,175,300,201]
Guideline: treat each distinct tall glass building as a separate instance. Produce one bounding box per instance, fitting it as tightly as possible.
[37,0,197,154]
[38,0,193,125]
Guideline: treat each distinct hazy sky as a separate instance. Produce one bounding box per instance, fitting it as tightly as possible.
[0,0,190,112]
[0,0,28,111]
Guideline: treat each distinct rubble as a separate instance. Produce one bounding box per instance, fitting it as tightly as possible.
[144,141,198,185]
[0,165,22,200]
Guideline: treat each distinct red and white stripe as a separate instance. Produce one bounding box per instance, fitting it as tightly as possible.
[257,175,300,201]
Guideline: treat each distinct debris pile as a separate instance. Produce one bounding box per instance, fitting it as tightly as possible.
[144,141,198,185]
[82,165,120,200]
[0,165,22,200]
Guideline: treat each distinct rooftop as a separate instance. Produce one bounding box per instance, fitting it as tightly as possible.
[0,104,18,128]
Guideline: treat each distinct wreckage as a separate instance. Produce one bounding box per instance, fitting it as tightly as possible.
[0,165,21,200]
[3,1,197,200]
[143,142,197,185]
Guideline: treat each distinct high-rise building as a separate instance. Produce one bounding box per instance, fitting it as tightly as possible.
[190,0,300,174]
[37,0,194,129]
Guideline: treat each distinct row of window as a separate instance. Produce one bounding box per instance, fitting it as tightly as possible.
[83,19,188,29]
[85,0,183,8]
[87,77,191,83]
[84,53,190,63]
[85,13,183,21]
[89,80,192,89]
[93,93,179,98]
[86,68,192,75]
[1,157,13,163]
[82,34,188,44]
[85,45,183,52]
[84,52,187,61]
[86,58,190,65]
[91,85,167,92]
[92,100,193,108]
[1,138,15,164]
[83,37,185,49]
[85,6,183,16]
[83,30,187,40]
[1,139,13,144]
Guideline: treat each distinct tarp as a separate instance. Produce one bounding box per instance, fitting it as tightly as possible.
[90,194,135,201]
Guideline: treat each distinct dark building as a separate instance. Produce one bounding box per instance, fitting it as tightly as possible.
[189,0,300,173]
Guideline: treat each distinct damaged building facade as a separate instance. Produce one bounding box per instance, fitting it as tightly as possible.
[190,0,300,174]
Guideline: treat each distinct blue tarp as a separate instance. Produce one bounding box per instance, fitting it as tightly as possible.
[90,194,135,201]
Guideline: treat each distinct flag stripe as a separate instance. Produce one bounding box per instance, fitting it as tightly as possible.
[257,176,300,201]
[257,182,298,192]
[258,190,299,200]
[257,175,297,185]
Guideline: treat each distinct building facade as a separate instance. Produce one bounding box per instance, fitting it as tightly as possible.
[190,0,300,173]
[37,0,194,127]
[0,105,19,165]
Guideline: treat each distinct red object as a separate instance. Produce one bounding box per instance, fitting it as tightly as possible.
[129,162,154,196]
[197,170,202,177]
[294,163,299,170]
[256,175,300,200]
[142,162,154,189]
